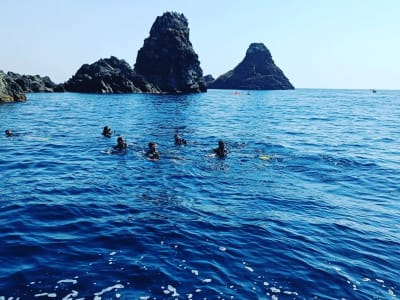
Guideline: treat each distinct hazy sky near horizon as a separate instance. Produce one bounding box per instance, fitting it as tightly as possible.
[1,0,399,89]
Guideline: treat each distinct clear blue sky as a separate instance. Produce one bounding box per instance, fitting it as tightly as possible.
[1,0,399,89]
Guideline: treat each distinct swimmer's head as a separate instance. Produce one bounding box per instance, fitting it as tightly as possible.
[5,129,13,137]
[149,142,157,149]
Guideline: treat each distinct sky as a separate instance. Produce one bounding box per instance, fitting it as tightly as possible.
[0,0,399,89]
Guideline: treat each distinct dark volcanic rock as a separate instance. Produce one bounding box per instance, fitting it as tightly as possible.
[64,56,159,94]
[209,43,294,90]
[134,12,206,93]
[0,71,26,102]
[7,72,57,92]
[203,74,215,86]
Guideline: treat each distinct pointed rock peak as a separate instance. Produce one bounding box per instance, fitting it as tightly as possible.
[208,42,294,90]
[150,12,189,35]
[245,43,272,61]
[134,11,206,93]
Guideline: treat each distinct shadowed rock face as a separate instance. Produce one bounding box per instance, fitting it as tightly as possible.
[64,56,160,94]
[134,12,206,93]
[209,43,294,90]
[7,72,57,93]
[203,74,215,86]
[0,71,26,102]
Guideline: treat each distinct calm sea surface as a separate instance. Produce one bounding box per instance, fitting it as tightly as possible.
[1,89,399,299]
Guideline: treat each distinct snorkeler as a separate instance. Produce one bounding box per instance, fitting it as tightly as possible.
[5,129,13,137]
[174,134,187,145]
[146,142,160,161]
[114,136,127,150]
[212,140,227,158]
[102,126,112,137]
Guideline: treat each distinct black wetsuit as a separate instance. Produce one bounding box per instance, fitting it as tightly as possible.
[146,150,159,160]
[213,147,227,158]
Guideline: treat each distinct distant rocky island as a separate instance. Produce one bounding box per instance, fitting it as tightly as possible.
[1,12,295,103]
[208,43,294,90]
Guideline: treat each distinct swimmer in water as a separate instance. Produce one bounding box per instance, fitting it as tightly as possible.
[212,140,227,158]
[174,134,187,145]
[102,126,112,137]
[5,129,13,137]
[146,142,159,161]
[114,136,127,150]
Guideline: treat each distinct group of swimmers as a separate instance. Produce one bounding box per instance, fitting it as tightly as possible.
[102,126,227,160]
[4,126,228,161]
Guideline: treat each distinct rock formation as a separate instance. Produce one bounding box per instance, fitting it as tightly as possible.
[63,56,159,94]
[203,74,215,86]
[209,43,294,90]
[7,72,58,93]
[134,12,206,93]
[0,71,26,102]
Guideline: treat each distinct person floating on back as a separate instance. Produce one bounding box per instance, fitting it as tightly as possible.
[174,134,187,145]
[114,136,127,150]
[146,142,160,161]
[5,129,13,137]
[102,126,112,137]
[213,140,227,158]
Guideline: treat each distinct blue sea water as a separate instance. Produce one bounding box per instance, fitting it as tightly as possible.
[0,89,399,299]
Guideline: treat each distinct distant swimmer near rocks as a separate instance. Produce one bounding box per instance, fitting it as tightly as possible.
[146,142,160,161]
[102,126,112,137]
[174,134,187,145]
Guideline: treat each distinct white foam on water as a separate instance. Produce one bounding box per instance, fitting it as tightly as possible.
[195,289,202,293]
[187,293,193,299]
[271,295,278,300]
[57,279,77,285]
[110,251,117,256]
[202,278,212,283]
[388,289,396,297]
[62,290,79,300]
[362,277,371,282]
[165,285,179,297]
[139,297,150,300]
[191,269,199,276]
[270,287,281,293]
[94,284,125,296]
[376,279,385,284]
[244,266,254,272]
[219,246,227,251]
[34,293,57,298]
[263,282,269,286]
[283,291,298,296]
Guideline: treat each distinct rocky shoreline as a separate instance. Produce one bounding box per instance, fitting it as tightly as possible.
[1,11,294,103]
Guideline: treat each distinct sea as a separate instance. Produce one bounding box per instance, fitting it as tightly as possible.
[0,89,399,300]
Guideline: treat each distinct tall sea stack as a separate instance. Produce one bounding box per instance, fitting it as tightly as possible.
[134,12,207,93]
[209,43,294,90]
